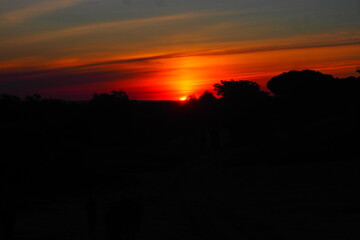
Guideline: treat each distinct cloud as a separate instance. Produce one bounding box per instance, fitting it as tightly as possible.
[0,10,234,45]
[0,0,89,24]
[0,66,161,93]
[3,33,360,72]
[62,36,360,69]
[1,30,359,99]
[196,39,360,57]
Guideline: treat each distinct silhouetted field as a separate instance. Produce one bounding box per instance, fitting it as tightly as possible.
[0,70,359,239]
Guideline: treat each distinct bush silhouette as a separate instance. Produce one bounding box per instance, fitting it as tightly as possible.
[91,90,129,106]
[214,80,265,101]
[267,70,335,98]
[198,91,217,104]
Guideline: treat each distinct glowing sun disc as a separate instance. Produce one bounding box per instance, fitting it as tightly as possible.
[179,96,188,101]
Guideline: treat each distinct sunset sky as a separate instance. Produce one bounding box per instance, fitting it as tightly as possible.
[1,0,360,100]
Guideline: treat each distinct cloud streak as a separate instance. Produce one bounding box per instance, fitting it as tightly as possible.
[1,29,359,100]
[0,0,88,24]
[65,36,360,69]
[2,33,360,72]
[0,10,235,45]
[0,67,162,94]
[1,36,359,83]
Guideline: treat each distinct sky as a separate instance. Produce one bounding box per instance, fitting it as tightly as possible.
[1,0,360,100]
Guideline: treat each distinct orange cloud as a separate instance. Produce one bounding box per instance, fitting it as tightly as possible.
[1,38,359,100]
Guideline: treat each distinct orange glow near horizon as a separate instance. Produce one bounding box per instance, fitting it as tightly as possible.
[166,57,201,98]
[1,1,360,101]
[1,44,360,100]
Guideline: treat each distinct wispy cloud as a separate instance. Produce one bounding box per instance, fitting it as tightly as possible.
[63,36,360,69]
[1,40,359,100]
[2,33,360,72]
[0,0,88,24]
[196,40,360,57]
[0,10,234,45]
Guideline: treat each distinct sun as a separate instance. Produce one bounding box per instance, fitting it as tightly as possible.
[178,96,188,101]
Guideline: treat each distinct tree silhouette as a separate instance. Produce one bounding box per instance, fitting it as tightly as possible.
[111,90,129,102]
[267,70,335,98]
[214,80,265,101]
[25,93,42,102]
[186,94,197,102]
[0,94,21,104]
[335,76,360,104]
[198,91,217,104]
[91,90,129,106]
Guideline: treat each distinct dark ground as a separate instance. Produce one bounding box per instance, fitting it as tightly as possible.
[0,95,359,239]
[2,144,360,240]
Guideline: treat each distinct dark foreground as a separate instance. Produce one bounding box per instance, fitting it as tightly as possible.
[1,145,359,240]
[0,84,359,239]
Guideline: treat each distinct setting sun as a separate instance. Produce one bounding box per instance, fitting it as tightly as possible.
[0,0,359,101]
[179,96,188,101]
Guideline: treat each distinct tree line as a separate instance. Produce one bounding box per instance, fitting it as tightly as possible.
[1,69,358,106]
[0,69,358,155]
